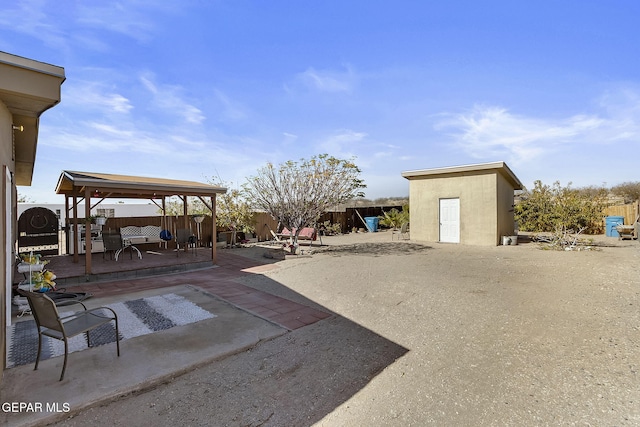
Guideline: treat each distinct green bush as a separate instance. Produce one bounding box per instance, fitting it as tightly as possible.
[515,181,606,234]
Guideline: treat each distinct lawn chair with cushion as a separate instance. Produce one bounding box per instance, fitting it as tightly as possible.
[392,222,410,240]
[260,223,284,246]
[269,229,284,246]
[16,289,120,381]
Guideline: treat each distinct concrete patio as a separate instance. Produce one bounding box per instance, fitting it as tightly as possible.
[2,247,332,427]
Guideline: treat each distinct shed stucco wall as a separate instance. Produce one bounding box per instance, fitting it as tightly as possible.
[409,171,499,245]
[496,172,517,243]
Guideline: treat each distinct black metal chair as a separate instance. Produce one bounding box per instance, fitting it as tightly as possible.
[102,232,130,261]
[17,289,120,381]
[175,228,196,256]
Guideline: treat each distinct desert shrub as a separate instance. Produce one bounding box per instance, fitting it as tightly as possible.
[321,220,342,235]
[379,205,409,229]
[515,181,607,234]
[611,181,640,204]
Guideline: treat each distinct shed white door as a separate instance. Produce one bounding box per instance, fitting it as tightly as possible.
[439,198,460,243]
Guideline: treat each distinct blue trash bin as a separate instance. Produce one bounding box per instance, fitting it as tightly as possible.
[605,216,625,237]
[364,217,379,232]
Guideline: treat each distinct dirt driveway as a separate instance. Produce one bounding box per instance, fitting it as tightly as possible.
[56,232,640,426]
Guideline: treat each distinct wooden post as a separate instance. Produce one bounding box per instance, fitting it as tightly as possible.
[182,196,188,252]
[211,195,217,264]
[84,187,92,276]
[72,194,78,263]
[162,197,167,250]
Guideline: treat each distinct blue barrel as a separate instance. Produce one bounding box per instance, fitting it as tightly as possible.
[605,216,625,237]
[364,217,379,232]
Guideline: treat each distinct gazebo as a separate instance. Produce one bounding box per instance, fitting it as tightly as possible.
[55,171,227,275]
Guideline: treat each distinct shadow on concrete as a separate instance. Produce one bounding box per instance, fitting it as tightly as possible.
[3,247,409,426]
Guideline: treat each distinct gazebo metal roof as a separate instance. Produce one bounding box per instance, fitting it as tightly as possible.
[55,171,227,199]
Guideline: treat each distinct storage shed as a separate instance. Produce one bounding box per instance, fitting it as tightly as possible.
[401,161,523,246]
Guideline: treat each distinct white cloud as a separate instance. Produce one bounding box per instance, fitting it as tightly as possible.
[140,73,205,124]
[64,81,133,114]
[0,0,68,50]
[434,94,640,166]
[213,89,248,121]
[282,132,298,145]
[0,0,174,52]
[75,2,170,43]
[295,65,357,93]
[317,130,367,158]
[43,122,166,155]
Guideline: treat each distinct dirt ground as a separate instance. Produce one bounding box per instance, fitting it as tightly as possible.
[54,231,640,426]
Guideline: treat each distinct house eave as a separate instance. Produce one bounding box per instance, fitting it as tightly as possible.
[0,51,65,185]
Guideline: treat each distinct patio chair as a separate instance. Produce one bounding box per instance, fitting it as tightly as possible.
[16,289,120,381]
[269,229,284,245]
[102,232,128,261]
[392,222,410,240]
[260,223,282,246]
[175,228,196,256]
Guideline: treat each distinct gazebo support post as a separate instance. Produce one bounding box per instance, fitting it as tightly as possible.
[211,195,216,264]
[72,194,79,263]
[182,195,188,252]
[162,197,167,249]
[84,186,92,276]
[197,195,217,265]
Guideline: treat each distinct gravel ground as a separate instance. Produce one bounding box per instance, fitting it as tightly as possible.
[55,232,640,426]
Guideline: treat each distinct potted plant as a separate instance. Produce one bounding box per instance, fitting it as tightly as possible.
[86,215,107,225]
[191,214,206,224]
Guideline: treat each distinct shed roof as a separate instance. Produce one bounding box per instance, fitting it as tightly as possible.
[401,161,523,190]
[55,171,227,199]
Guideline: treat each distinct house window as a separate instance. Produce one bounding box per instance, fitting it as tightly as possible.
[97,208,115,218]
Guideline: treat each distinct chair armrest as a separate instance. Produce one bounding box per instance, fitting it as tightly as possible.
[60,305,117,321]
[84,306,118,319]
[58,302,90,320]
[56,300,89,309]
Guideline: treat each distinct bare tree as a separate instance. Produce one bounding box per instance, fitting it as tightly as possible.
[245,154,366,246]
[163,196,207,216]
[17,193,34,203]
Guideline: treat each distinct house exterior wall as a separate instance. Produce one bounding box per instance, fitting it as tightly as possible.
[0,53,64,381]
[409,171,499,245]
[0,99,16,375]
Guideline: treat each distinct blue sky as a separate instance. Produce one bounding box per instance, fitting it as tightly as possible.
[2,1,640,203]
